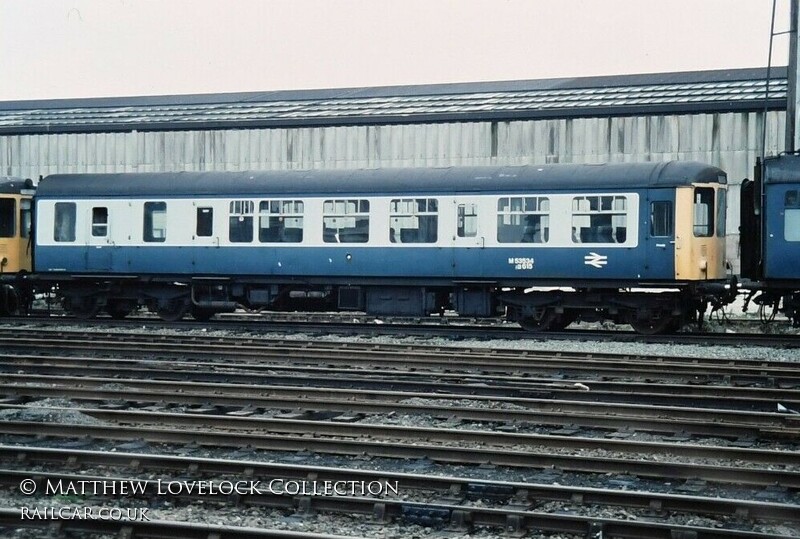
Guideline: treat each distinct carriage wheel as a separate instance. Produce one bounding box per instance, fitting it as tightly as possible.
[628,313,680,335]
[549,310,577,331]
[517,307,558,332]
[67,296,101,319]
[106,299,136,320]
[191,307,216,322]
[156,298,190,322]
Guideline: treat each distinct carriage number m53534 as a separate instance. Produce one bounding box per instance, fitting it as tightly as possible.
[508,257,534,270]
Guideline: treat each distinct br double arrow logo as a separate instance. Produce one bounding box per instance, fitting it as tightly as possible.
[584,252,608,268]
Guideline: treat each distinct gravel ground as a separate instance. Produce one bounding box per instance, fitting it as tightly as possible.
[2,321,799,537]
[10,320,800,361]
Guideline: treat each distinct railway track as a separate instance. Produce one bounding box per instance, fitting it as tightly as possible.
[1,323,799,537]
[2,444,799,538]
[4,313,800,347]
[1,408,799,488]
[1,327,799,385]
[2,373,799,441]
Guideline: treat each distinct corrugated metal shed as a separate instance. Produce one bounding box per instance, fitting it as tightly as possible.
[0,67,786,135]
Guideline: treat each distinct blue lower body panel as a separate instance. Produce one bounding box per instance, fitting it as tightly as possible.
[35,245,668,281]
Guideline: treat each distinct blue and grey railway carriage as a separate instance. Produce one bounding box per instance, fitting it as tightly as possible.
[741,154,800,325]
[33,162,732,333]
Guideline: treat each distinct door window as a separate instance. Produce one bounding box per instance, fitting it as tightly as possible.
[650,201,673,237]
[457,203,477,238]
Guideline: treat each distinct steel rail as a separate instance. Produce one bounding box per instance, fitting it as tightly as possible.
[6,314,800,348]
[2,333,799,386]
[4,444,799,523]
[0,471,792,539]
[1,325,797,369]
[3,354,800,411]
[0,413,798,487]
[0,508,355,539]
[3,375,800,440]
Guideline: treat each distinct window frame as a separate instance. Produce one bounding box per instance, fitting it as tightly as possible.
[228,200,254,243]
[693,187,715,238]
[389,198,438,244]
[196,207,214,238]
[54,202,77,243]
[322,199,370,244]
[259,199,304,243]
[143,201,167,243]
[571,195,628,244]
[0,198,15,238]
[91,207,108,238]
[650,200,673,238]
[496,196,550,244]
[785,189,800,242]
[457,203,478,238]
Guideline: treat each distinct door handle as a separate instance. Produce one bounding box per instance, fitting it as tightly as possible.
[656,243,666,248]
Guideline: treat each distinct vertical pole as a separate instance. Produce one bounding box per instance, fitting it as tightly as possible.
[786,0,800,152]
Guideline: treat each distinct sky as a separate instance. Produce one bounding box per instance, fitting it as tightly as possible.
[0,0,792,101]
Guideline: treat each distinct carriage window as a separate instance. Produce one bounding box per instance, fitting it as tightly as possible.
[693,188,714,237]
[0,199,14,238]
[143,202,167,242]
[229,200,254,243]
[389,198,438,243]
[785,190,800,242]
[91,207,108,237]
[716,189,727,237]
[650,201,673,237]
[457,203,477,238]
[497,197,549,243]
[196,207,213,237]
[323,199,369,243]
[259,200,304,243]
[571,196,627,244]
[54,202,76,242]
[20,199,31,239]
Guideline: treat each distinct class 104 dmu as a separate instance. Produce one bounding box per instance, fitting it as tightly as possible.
[0,157,793,335]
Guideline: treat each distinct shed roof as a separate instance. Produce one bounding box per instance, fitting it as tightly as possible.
[36,161,726,198]
[0,67,787,136]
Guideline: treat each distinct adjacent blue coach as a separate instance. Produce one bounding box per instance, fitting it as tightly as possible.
[741,154,800,325]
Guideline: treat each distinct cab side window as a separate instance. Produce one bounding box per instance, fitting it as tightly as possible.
[0,199,14,238]
[693,188,714,237]
[20,199,31,239]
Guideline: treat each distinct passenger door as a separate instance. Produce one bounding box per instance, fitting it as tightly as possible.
[644,190,676,280]
[85,205,112,272]
[451,199,486,278]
